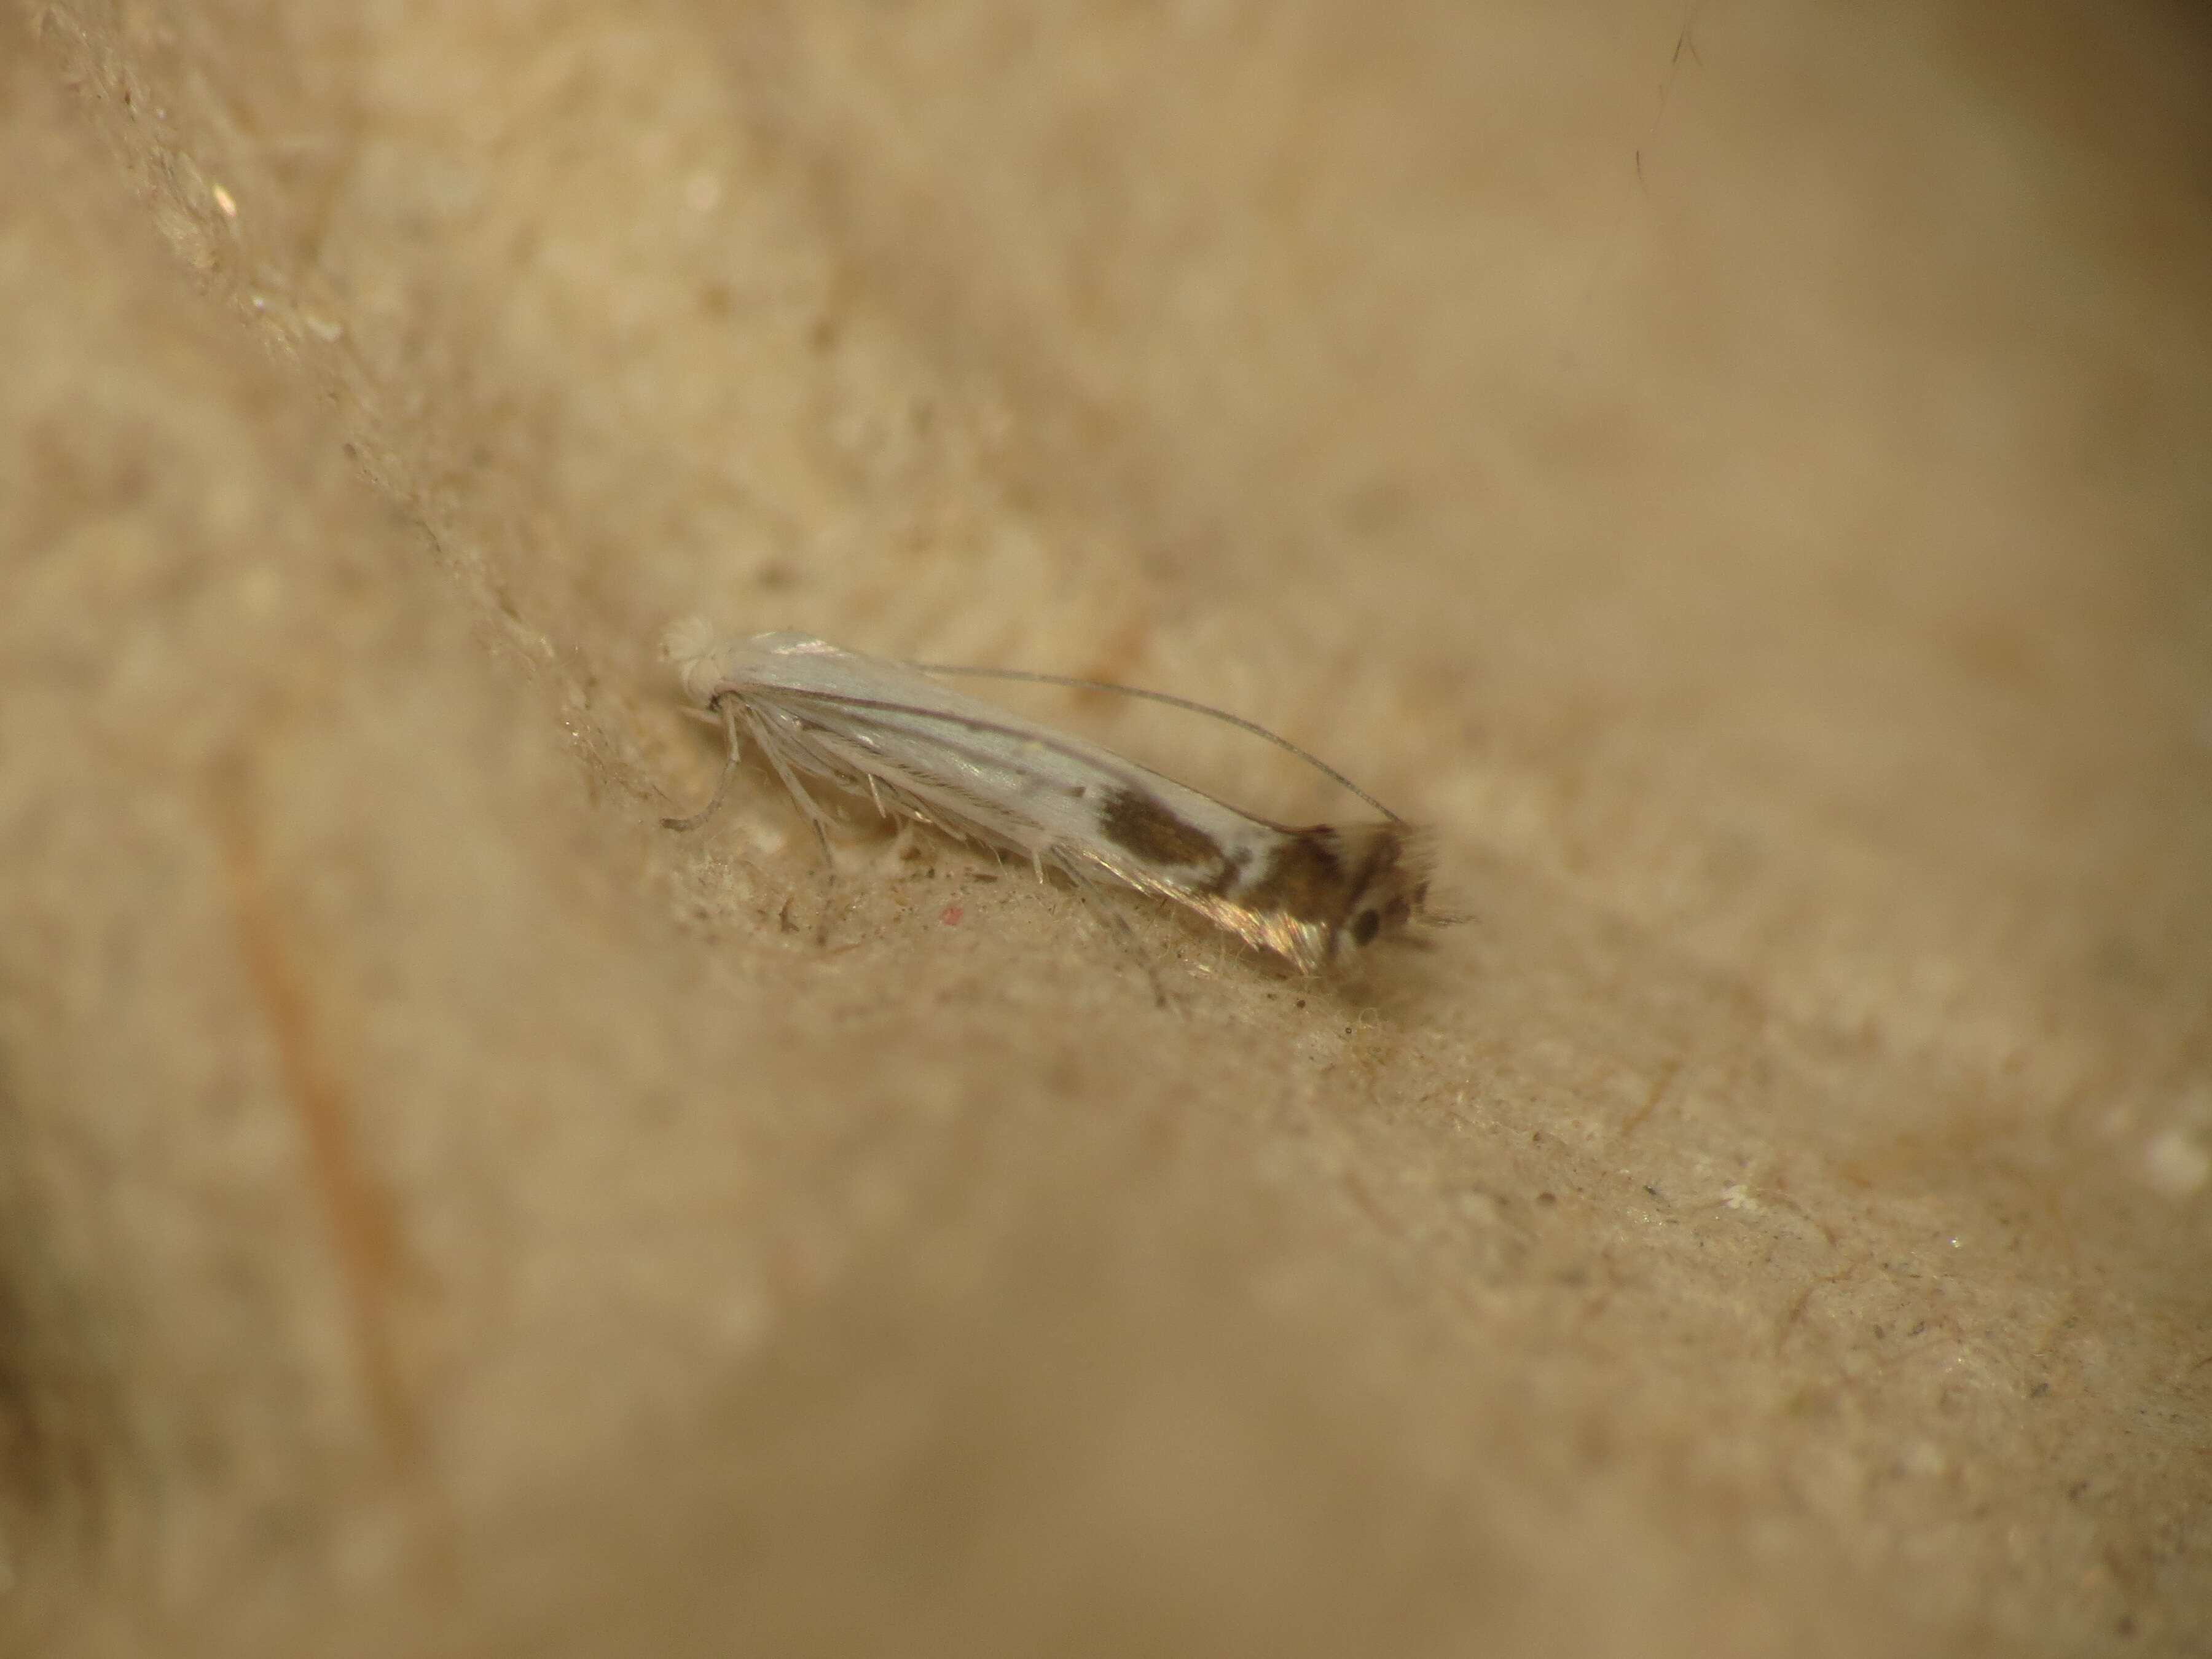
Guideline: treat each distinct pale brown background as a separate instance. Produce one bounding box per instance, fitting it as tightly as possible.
[2,1,2209,1654]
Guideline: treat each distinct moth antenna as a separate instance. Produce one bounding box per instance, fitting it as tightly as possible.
[908,661,1402,822]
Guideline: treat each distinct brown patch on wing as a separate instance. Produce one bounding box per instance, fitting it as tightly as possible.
[1099,786,1226,869]
[1242,823,1431,957]
[1198,845,1253,898]
[1237,828,1352,925]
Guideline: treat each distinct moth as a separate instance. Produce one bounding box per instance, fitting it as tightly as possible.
[660,621,1433,973]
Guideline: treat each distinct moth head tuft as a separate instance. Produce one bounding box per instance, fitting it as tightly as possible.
[660,614,718,666]
[660,616,728,704]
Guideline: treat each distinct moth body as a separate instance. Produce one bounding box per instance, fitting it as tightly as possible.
[664,625,1432,973]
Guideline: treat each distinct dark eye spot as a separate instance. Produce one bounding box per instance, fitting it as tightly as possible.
[1351,908,1381,946]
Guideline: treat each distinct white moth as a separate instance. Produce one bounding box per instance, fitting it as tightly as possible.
[660,621,1433,973]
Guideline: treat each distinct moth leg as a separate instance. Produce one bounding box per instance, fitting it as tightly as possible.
[745,708,841,943]
[1057,859,1174,1013]
[663,694,745,831]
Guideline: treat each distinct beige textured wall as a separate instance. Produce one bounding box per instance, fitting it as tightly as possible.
[2,2,2208,1653]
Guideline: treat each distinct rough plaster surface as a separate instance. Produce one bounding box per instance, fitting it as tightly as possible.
[2,2,2208,1653]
